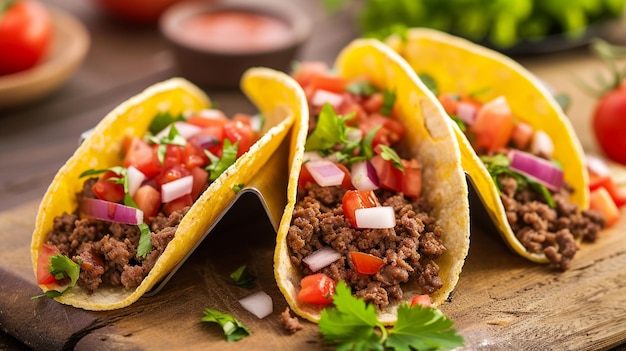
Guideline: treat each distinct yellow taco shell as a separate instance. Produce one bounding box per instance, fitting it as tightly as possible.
[31,69,303,310]
[274,38,470,325]
[386,28,589,263]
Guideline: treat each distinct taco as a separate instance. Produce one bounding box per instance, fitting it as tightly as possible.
[274,39,470,325]
[386,28,605,270]
[31,68,306,310]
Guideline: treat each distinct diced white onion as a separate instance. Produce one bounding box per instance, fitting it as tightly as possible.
[586,154,610,177]
[161,175,193,203]
[305,160,345,187]
[355,206,396,229]
[302,247,341,272]
[239,291,273,319]
[311,89,344,107]
[456,101,477,125]
[483,96,512,115]
[80,198,144,225]
[529,130,554,158]
[156,121,202,140]
[351,160,379,191]
[127,166,146,197]
[197,109,226,119]
[509,150,564,191]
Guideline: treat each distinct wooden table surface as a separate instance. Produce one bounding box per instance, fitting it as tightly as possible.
[2,1,626,350]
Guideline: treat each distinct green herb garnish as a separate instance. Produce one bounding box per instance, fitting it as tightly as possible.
[229,264,255,289]
[149,111,185,135]
[379,145,404,172]
[201,308,251,342]
[417,73,439,96]
[32,255,82,299]
[304,103,354,152]
[380,89,397,116]
[205,139,239,181]
[149,124,187,164]
[346,81,378,96]
[319,281,464,351]
[232,183,245,194]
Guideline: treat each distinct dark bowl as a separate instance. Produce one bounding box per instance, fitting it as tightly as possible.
[159,0,311,88]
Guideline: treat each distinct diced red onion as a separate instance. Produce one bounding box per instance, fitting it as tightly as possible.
[355,206,396,229]
[156,121,202,140]
[161,175,193,203]
[80,198,144,225]
[303,151,323,163]
[305,160,345,187]
[509,150,564,191]
[302,247,341,272]
[586,154,610,177]
[351,160,379,191]
[239,291,273,319]
[456,101,477,125]
[311,89,343,107]
[127,166,146,197]
[193,134,220,150]
[529,130,554,158]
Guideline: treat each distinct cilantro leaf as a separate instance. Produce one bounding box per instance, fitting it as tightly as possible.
[417,73,438,96]
[448,114,467,133]
[380,90,396,116]
[305,103,350,152]
[346,81,378,96]
[201,308,250,342]
[149,124,187,164]
[32,254,82,299]
[362,125,382,160]
[230,264,256,289]
[379,145,404,172]
[386,304,464,351]
[205,139,239,181]
[123,194,153,258]
[149,111,185,135]
[233,183,245,194]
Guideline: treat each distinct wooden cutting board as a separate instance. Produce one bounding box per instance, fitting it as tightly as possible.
[2,187,626,351]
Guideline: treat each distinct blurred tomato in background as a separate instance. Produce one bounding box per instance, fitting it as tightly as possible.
[0,0,52,76]
[92,0,186,24]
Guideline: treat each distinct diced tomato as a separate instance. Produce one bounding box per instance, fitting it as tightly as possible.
[370,155,402,192]
[223,120,256,157]
[182,142,207,169]
[156,164,191,187]
[410,294,432,307]
[297,273,335,306]
[92,171,125,203]
[350,251,384,274]
[123,137,161,178]
[162,144,183,169]
[511,121,534,150]
[362,92,384,114]
[292,61,331,88]
[342,190,378,228]
[589,173,626,208]
[590,187,620,227]
[335,163,355,190]
[360,113,405,148]
[133,185,161,221]
[190,124,225,157]
[400,158,422,199]
[438,93,461,115]
[37,244,60,286]
[232,113,253,126]
[470,97,516,154]
[336,94,367,126]
[190,166,209,200]
[309,74,348,94]
[298,163,316,190]
[185,110,228,128]
[163,193,193,216]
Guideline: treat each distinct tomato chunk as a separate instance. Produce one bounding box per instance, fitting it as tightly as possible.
[92,171,125,203]
[410,294,432,308]
[350,251,384,274]
[400,158,422,199]
[133,185,161,222]
[590,187,620,227]
[123,137,161,178]
[37,244,60,286]
[297,273,335,306]
[471,97,515,154]
[342,190,378,228]
[223,120,256,157]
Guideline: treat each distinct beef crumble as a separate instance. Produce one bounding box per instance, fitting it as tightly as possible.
[45,178,187,293]
[287,185,446,311]
[499,175,605,270]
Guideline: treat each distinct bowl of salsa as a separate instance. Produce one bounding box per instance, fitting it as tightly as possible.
[160,0,311,88]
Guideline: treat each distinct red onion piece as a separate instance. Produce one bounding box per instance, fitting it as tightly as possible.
[305,160,345,187]
[156,121,202,140]
[351,160,379,191]
[311,89,343,107]
[529,130,554,158]
[161,175,193,203]
[80,198,144,225]
[355,206,396,229]
[239,291,273,319]
[509,150,564,191]
[127,166,146,197]
[456,101,477,125]
[302,247,341,272]
[193,134,220,150]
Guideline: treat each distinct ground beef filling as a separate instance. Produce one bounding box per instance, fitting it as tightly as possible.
[287,185,446,311]
[499,175,605,270]
[45,178,187,293]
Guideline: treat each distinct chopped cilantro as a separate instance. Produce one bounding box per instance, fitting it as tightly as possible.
[346,81,378,96]
[149,124,187,164]
[379,145,404,172]
[32,255,82,299]
[229,264,255,289]
[149,111,185,135]
[205,139,239,181]
[380,89,396,116]
[417,73,438,96]
[449,114,467,133]
[232,183,245,194]
[305,103,352,151]
[201,308,250,342]
[319,281,464,351]
[362,124,381,160]
[123,194,153,258]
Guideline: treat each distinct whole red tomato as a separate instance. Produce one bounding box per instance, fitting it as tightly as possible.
[592,84,626,165]
[92,0,184,24]
[0,0,52,76]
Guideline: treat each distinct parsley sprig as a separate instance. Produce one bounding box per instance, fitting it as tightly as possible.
[32,255,82,299]
[319,281,464,350]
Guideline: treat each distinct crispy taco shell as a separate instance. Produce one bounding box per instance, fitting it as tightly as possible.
[31,69,304,310]
[386,28,589,263]
[274,39,470,325]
